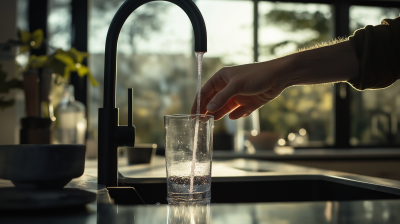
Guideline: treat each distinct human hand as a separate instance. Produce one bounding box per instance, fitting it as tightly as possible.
[191,60,288,121]
[190,41,360,121]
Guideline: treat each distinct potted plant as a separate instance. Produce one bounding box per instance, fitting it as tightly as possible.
[0,29,98,144]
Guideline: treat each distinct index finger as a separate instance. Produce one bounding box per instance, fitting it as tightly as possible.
[191,71,228,114]
[191,89,216,114]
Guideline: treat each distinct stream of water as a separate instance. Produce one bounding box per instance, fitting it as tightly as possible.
[189,52,204,195]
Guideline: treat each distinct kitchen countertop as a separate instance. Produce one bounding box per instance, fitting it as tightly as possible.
[3,156,400,223]
[116,156,400,192]
[211,148,400,181]
[213,148,400,160]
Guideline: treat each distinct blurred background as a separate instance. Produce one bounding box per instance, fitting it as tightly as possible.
[1,0,400,151]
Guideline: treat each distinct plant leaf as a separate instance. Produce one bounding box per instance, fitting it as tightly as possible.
[19,45,29,54]
[87,71,99,87]
[31,29,43,49]
[19,29,31,45]
[54,50,77,71]
[77,65,89,77]
[67,47,88,63]
[24,55,48,71]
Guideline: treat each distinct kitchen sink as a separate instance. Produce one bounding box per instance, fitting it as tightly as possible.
[108,176,400,205]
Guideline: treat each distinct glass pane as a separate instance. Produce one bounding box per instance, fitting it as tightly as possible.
[197,0,254,65]
[197,0,253,151]
[258,2,334,147]
[88,0,253,146]
[17,0,28,31]
[350,6,399,33]
[16,0,29,68]
[349,6,400,146]
[47,0,72,53]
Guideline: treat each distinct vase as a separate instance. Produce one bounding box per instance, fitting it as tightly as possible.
[20,69,55,144]
[22,69,40,117]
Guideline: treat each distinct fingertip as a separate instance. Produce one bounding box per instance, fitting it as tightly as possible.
[228,114,240,120]
[206,102,217,113]
[207,83,238,114]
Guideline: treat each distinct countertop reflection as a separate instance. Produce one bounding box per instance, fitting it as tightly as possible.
[112,200,400,224]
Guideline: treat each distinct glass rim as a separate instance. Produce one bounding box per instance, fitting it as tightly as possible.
[164,114,214,118]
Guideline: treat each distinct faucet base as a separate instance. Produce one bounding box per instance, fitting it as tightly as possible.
[98,108,119,187]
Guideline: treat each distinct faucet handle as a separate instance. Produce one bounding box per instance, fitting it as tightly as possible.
[128,88,132,127]
[115,88,135,147]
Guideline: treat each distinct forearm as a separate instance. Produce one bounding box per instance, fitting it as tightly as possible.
[276,40,359,90]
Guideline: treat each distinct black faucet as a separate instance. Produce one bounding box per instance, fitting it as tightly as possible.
[98,0,207,187]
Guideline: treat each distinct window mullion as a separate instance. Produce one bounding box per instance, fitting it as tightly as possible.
[28,0,48,56]
[70,0,88,110]
[333,1,351,148]
[253,0,259,62]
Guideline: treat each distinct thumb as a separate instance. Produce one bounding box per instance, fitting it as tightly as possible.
[206,83,238,113]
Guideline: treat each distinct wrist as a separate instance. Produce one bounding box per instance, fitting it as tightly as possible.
[266,53,303,91]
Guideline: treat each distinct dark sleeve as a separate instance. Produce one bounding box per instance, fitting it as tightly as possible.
[348,16,400,90]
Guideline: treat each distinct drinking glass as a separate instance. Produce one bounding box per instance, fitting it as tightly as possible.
[164,114,214,204]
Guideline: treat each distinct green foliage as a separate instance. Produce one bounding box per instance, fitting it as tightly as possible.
[0,65,23,94]
[258,6,334,144]
[94,0,167,53]
[263,9,331,55]
[266,10,330,33]
[0,64,23,110]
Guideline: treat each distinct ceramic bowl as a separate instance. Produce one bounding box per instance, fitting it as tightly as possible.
[0,144,85,190]
[246,132,280,150]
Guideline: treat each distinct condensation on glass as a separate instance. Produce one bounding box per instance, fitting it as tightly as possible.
[164,114,213,204]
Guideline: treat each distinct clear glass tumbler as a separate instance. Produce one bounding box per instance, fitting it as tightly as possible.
[164,114,214,204]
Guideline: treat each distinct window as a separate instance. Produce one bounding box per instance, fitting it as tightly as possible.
[47,0,72,53]
[24,0,400,149]
[89,0,254,146]
[258,2,333,147]
[88,0,335,148]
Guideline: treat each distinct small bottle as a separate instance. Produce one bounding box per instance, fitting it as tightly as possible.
[54,85,86,144]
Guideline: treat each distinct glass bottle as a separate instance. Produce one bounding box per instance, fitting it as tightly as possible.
[54,85,86,144]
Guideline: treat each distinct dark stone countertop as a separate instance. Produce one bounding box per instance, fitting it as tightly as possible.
[213,148,400,160]
[2,157,400,223]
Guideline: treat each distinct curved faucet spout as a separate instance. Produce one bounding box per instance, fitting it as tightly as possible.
[103,0,207,109]
[98,0,207,187]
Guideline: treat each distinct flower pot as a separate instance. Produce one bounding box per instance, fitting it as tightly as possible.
[21,69,55,144]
